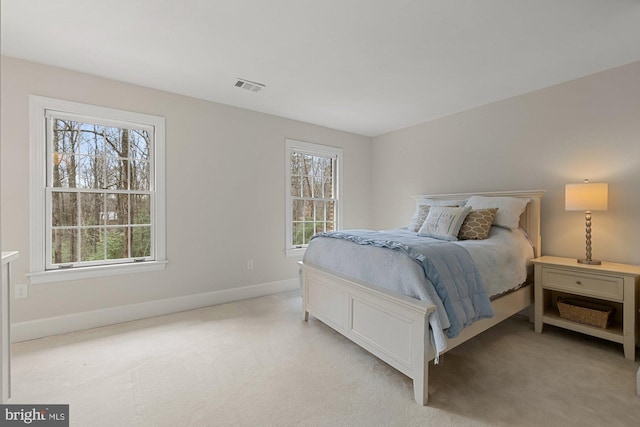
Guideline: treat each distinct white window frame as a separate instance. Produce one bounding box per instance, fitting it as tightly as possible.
[285,139,342,258]
[28,96,167,284]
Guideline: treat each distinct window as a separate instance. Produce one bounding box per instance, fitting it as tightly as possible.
[285,139,342,257]
[29,96,166,283]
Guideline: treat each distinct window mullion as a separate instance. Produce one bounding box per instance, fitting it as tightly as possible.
[46,117,53,187]
[45,188,52,269]
[127,138,131,259]
[103,190,108,262]
[128,194,132,259]
[77,191,82,264]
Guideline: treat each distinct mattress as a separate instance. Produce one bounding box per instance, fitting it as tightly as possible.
[304,226,533,298]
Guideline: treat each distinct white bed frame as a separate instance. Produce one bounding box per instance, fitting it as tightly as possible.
[300,190,545,405]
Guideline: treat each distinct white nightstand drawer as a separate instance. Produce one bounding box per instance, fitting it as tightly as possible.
[542,268,623,301]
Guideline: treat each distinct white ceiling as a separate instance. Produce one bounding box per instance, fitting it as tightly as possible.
[3,0,640,137]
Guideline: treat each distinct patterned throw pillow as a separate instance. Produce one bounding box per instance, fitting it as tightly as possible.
[409,205,431,232]
[418,206,472,241]
[458,208,498,240]
[408,203,460,232]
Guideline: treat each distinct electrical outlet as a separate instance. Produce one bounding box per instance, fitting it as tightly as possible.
[247,259,254,270]
[15,283,28,299]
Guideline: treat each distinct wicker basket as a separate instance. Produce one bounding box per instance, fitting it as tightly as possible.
[557,297,615,329]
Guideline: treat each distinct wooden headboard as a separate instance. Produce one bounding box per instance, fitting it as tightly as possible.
[414,190,546,257]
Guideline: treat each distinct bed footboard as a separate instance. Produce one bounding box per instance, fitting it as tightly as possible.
[300,262,436,405]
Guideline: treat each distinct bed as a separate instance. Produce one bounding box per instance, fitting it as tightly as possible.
[299,190,545,405]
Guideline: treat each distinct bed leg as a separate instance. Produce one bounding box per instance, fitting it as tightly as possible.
[413,363,429,405]
[300,262,309,322]
[528,303,535,324]
[413,371,429,406]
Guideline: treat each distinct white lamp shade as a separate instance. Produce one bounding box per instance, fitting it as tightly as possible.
[565,182,608,211]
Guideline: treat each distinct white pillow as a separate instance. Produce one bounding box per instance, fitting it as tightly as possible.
[465,196,530,230]
[418,206,472,241]
[407,198,463,232]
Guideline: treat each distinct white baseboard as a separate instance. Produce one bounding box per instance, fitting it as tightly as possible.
[12,278,299,343]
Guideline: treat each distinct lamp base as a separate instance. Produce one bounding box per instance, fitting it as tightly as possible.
[578,259,602,265]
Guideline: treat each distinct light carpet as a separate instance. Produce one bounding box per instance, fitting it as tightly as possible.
[9,290,640,426]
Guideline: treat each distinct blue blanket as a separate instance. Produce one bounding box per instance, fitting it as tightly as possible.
[313,230,494,338]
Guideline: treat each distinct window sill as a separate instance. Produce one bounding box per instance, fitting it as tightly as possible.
[285,248,306,258]
[28,260,167,284]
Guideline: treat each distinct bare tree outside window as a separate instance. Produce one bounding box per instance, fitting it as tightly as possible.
[289,148,337,247]
[49,118,152,267]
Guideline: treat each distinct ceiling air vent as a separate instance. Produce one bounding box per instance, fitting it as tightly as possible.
[234,78,266,92]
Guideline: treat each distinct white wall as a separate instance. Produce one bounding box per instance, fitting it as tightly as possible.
[371,61,640,265]
[4,55,640,335]
[0,57,372,328]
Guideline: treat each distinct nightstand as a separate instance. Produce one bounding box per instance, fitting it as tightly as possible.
[532,256,640,361]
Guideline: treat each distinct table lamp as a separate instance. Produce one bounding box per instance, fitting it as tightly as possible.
[565,179,608,265]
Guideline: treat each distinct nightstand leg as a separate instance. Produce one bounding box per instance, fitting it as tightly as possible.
[623,277,636,361]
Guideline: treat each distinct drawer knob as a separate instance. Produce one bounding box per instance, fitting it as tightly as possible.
[576,281,582,285]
